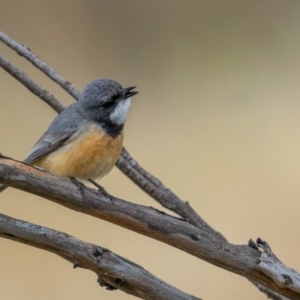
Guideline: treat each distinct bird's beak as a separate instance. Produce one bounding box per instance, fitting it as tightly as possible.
[123,86,138,98]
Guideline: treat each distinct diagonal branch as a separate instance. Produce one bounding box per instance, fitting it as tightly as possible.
[116,148,225,239]
[0,31,293,300]
[0,54,64,112]
[0,213,200,300]
[255,238,300,294]
[252,282,290,300]
[0,31,80,99]
[0,31,213,233]
[0,156,299,300]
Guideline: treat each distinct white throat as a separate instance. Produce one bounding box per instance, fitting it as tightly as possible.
[109,97,131,125]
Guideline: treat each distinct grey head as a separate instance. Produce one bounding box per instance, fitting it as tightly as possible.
[77,79,138,133]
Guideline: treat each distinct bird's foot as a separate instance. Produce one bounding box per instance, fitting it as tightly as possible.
[88,178,115,202]
[69,176,85,196]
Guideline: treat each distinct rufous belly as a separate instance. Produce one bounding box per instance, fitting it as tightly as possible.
[34,124,123,180]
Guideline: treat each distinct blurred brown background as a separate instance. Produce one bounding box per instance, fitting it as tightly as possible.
[1,1,300,299]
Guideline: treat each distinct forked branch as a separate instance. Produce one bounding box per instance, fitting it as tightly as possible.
[0,31,298,300]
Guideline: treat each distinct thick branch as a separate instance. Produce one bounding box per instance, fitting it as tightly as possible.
[252,282,290,300]
[0,213,199,300]
[0,33,215,234]
[0,157,299,299]
[117,148,225,239]
[0,31,293,300]
[256,239,300,294]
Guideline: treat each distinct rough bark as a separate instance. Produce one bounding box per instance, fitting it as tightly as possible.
[0,157,299,299]
[0,213,199,300]
[0,30,299,299]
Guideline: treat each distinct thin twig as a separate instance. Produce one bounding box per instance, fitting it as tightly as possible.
[0,54,64,193]
[0,31,80,99]
[0,31,221,238]
[0,54,64,113]
[0,32,216,234]
[0,32,289,300]
[0,212,200,300]
[117,148,225,240]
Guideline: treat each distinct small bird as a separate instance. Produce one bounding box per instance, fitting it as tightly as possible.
[0,79,138,193]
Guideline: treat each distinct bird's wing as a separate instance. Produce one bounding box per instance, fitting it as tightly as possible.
[24,128,78,164]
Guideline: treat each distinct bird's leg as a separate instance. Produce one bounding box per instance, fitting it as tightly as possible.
[69,176,85,196]
[88,178,107,193]
[88,178,114,202]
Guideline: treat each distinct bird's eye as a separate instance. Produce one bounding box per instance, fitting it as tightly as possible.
[101,93,120,108]
[102,100,115,108]
[111,93,120,101]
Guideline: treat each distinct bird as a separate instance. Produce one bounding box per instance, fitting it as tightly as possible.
[0,78,138,193]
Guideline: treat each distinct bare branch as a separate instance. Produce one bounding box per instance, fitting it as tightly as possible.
[0,31,80,99]
[0,50,61,193]
[253,281,291,300]
[0,156,299,299]
[256,238,300,293]
[0,54,64,113]
[0,31,294,300]
[0,34,217,236]
[117,148,225,239]
[0,213,199,300]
